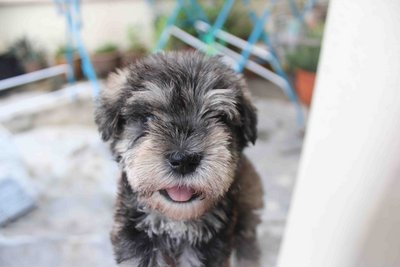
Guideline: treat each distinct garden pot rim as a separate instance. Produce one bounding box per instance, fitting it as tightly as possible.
[295,68,317,75]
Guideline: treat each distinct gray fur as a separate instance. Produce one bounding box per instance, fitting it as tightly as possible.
[135,202,228,245]
[95,51,263,267]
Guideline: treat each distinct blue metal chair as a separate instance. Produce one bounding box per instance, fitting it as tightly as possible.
[53,0,100,96]
[154,0,320,127]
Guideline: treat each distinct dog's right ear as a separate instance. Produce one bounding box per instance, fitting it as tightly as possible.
[236,77,258,146]
[239,89,258,145]
[95,69,129,141]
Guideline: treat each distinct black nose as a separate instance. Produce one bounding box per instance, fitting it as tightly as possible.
[168,152,202,175]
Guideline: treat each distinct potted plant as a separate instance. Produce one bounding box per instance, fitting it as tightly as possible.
[153,1,260,77]
[153,1,253,51]
[55,44,82,80]
[287,22,324,107]
[5,37,61,92]
[287,44,320,107]
[9,37,47,73]
[121,26,149,67]
[91,43,120,78]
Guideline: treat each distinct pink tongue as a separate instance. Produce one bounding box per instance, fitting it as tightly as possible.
[166,186,194,202]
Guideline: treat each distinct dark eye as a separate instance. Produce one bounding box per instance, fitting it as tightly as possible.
[210,113,229,124]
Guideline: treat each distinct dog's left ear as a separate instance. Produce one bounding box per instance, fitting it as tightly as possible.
[238,82,258,145]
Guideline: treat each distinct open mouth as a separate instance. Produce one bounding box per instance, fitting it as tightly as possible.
[159,186,201,203]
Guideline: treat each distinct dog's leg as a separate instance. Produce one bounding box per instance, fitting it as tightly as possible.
[234,212,261,267]
[178,246,204,267]
[198,228,236,267]
[114,229,171,267]
[112,175,170,267]
[201,247,232,267]
[234,156,264,267]
[114,232,169,267]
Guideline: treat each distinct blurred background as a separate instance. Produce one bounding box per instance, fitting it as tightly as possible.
[0,0,329,266]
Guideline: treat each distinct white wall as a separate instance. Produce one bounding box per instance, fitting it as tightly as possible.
[277,0,400,267]
[0,1,155,55]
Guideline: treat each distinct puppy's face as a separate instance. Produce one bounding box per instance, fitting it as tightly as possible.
[96,52,257,220]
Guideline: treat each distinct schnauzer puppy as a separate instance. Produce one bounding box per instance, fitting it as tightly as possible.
[95,51,263,267]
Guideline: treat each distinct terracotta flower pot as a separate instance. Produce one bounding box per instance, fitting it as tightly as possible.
[55,54,82,80]
[295,68,316,107]
[91,51,120,78]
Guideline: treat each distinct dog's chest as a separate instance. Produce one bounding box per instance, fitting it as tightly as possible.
[135,210,227,245]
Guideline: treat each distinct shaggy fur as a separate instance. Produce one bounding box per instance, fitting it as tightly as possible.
[95,51,263,267]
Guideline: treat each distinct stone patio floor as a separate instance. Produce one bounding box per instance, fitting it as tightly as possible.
[0,79,305,267]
